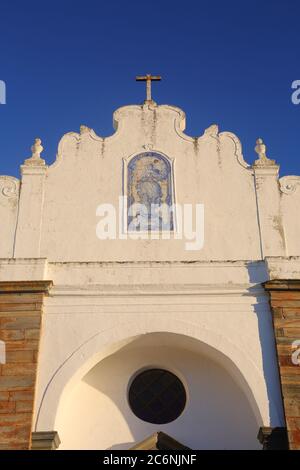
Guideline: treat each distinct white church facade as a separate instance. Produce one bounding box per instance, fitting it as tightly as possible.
[0,78,300,450]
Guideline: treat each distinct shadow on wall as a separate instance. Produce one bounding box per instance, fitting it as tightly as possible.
[55,333,263,450]
[246,261,285,427]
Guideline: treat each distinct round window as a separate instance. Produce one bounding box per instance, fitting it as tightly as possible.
[128,368,186,424]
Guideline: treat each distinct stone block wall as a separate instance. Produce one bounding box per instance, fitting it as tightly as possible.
[264,280,300,450]
[0,281,52,449]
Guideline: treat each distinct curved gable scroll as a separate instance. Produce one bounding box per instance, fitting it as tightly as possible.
[126,152,174,232]
[0,176,20,257]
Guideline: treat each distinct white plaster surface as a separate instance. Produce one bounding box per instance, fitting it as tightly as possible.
[0,103,299,261]
[30,261,285,450]
[55,334,262,450]
[0,103,294,262]
[0,101,299,449]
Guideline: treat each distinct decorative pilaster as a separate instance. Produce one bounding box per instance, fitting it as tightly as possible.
[14,138,47,258]
[0,281,52,450]
[253,139,286,257]
[264,280,300,450]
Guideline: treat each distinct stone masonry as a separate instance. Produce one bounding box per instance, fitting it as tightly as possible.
[0,281,52,449]
[264,280,300,450]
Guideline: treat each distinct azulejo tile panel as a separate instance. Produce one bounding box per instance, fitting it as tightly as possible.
[127,152,174,231]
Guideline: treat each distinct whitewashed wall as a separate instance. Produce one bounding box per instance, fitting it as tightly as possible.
[0,101,299,449]
[0,103,299,261]
[20,259,284,450]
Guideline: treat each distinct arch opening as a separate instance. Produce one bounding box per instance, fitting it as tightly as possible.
[52,332,263,450]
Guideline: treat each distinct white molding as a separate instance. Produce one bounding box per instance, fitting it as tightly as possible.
[49,283,267,298]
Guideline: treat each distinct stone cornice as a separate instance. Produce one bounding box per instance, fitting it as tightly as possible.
[265,256,300,281]
[263,280,300,291]
[0,280,53,294]
[49,283,266,298]
[31,431,61,450]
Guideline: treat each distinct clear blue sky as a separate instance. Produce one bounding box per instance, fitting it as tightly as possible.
[0,0,299,178]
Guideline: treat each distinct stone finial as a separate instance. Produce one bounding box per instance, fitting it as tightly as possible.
[254,138,276,166]
[24,138,45,166]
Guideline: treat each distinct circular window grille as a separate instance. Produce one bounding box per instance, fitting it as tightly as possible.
[128,368,186,424]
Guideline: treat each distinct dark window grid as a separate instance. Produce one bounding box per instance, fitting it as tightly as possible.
[129,369,186,424]
[130,370,171,401]
[130,378,184,410]
[139,391,185,421]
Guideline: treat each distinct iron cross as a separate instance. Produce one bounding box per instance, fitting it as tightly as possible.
[136,74,161,102]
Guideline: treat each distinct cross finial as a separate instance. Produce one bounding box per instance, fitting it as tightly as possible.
[136,74,161,103]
